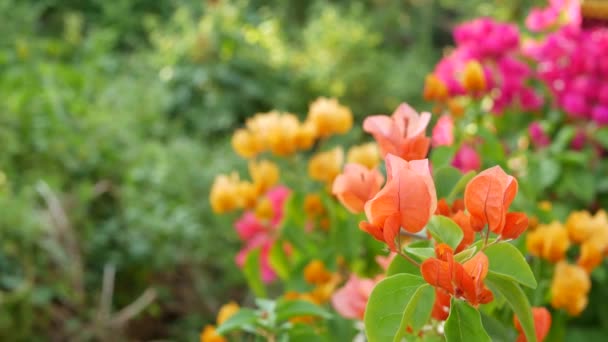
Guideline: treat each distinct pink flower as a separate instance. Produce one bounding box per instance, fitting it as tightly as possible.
[571,129,587,150]
[432,115,454,147]
[375,253,397,271]
[452,145,481,173]
[592,105,608,126]
[234,186,290,283]
[529,122,551,148]
[331,275,378,320]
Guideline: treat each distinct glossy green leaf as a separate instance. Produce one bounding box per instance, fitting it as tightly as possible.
[485,274,537,342]
[485,242,537,288]
[216,308,258,335]
[445,299,491,342]
[454,245,477,263]
[434,166,463,199]
[404,247,436,261]
[364,274,428,342]
[393,284,435,342]
[426,215,463,250]
[387,254,421,276]
[269,240,290,280]
[275,299,332,322]
[244,249,267,298]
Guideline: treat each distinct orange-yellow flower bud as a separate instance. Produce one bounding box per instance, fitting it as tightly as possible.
[462,60,486,93]
[267,113,300,156]
[566,211,596,243]
[216,302,240,325]
[347,143,381,170]
[550,261,590,316]
[423,74,448,101]
[254,197,274,221]
[308,147,344,186]
[209,173,241,214]
[232,129,262,159]
[236,181,258,210]
[307,97,353,138]
[578,241,603,273]
[249,160,279,195]
[526,221,570,262]
[304,260,333,285]
[447,98,465,118]
[200,325,226,342]
[295,121,318,150]
[304,194,325,218]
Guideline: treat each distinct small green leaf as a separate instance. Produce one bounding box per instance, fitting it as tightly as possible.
[269,241,290,280]
[431,146,456,168]
[485,274,537,342]
[434,166,463,199]
[393,284,435,342]
[480,311,517,342]
[244,249,267,298]
[275,300,331,322]
[426,215,464,250]
[387,254,421,276]
[216,308,258,335]
[454,245,477,263]
[445,299,491,342]
[364,274,428,342]
[404,247,436,261]
[447,171,476,201]
[485,242,537,288]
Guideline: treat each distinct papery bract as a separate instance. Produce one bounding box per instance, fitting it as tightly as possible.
[363,103,431,161]
[332,163,384,213]
[514,307,551,342]
[360,154,437,250]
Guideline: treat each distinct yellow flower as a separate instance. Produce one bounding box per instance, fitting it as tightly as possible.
[310,274,341,304]
[295,121,318,150]
[255,197,274,221]
[236,181,258,210]
[462,60,486,93]
[209,173,241,213]
[304,194,325,218]
[526,221,570,262]
[249,160,279,195]
[566,211,596,243]
[550,261,591,316]
[267,113,301,156]
[307,97,353,138]
[538,201,552,212]
[232,129,263,159]
[578,241,603,273]
[423,74,448,101]
[308,147,344,186]
[347,143,381,170]
[200,325,226,342]
[217,301,240,325]
[304,260,333,285]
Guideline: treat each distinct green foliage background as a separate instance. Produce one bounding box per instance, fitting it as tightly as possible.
[0,0,541,339]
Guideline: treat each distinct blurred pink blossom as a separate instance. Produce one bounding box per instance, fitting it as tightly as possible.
[452,145,481,173]
[529,122,551,148]
[432,115,454,147]
[331,275,378,320]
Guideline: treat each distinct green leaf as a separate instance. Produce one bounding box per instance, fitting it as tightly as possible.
[434,166,463,199]
[393,284,435,342]
[549,126,575,153]
[364,274,428,342]
[244,249,267,298]
[269,241,290,280]
[431,146,456,168]
[480,311,517,342]
[216,308,258,335]
[454,245,477,263]
[387,254,421,276]
[596,128,608,149]
[275,300,331,322]
[426,215,464,250]
[447,171,476,201]
[444,299,491,342]
[404,247,436,261]
[484,242,537,288]
[485,274,537,342]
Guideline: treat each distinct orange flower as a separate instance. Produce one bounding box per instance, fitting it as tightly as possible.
[232,129,263,158]
[431,288,452,321]
[363,103,431,161]
[304,194,325,218]
[249,160,279,195]
[514,307,551,342]
[578,241,603,273]
[307,97,353,138]
[308,147,344,186]
[217,302,240,325]
[359,154,437,250]
[550,261,590,316]
[200,325,226,342]
[462,60,487,93]
[421,243,493,306]
[304,260,333,285]
[332,163,384,213]
[423,74,449,101]
[526,222,570,263]
[464,166,528,238]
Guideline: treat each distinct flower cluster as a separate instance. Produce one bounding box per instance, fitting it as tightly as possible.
[232,97,353,158]
[527,210,608,315]
[201,302,240,342]
[284,259,341,306]
[424,18,542,113]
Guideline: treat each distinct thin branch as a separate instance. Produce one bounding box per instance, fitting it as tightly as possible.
[109,288,157,327]
[97,264,116,323]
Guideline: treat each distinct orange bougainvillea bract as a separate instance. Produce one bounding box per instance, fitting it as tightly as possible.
[359,154,437,251]
[362,103,431,161]
[514,307,551,342]
[332,163,384,214]
[464,165,528,238]
[421,243,493,307]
